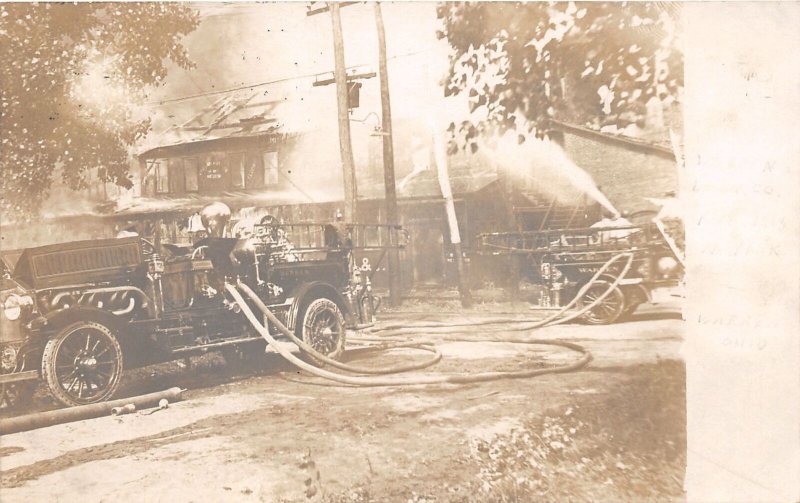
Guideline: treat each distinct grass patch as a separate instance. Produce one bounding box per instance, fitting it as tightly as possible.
[298,360,686,503]
[464,359,686,502]
[281,360,685,503]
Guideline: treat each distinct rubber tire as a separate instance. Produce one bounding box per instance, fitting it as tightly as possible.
[579,281,626,325]
[42,321,124,407]
[619,302,641,321]
[619,286,647,321]
[298,298,346,362]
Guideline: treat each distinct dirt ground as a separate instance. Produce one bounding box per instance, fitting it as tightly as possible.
[0,300,685,502]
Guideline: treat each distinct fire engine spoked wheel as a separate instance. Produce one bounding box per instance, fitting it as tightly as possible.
[42,321,124,407]
[579,280,626,325]
[299,298,346,362]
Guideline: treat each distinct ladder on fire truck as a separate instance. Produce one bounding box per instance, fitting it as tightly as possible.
[515,195,587,231]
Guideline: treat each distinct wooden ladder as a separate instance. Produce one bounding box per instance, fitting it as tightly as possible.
[538,199,556,231]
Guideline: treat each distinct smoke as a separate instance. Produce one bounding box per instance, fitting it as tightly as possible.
[398,136,431,190]
[480,131,619,216]
[39,187,98,219]
[277,118,347,204]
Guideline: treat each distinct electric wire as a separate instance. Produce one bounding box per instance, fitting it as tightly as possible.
[144,48,433,106]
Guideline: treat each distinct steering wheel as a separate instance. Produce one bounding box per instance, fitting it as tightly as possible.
[191,245,208,260]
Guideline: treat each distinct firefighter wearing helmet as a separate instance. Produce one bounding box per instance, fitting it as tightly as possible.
[200,202,232,238]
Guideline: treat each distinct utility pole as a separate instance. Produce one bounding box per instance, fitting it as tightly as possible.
[373,2,401,307]
[329,3,357,222]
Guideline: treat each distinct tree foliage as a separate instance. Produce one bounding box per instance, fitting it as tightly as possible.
[436,2,683,149]
[1,3,198,218]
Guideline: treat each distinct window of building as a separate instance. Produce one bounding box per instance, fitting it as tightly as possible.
[244,152,263,189]
[168,158,185,193]
[184,158,199,192]
[263,151,279,186]
[199,152,228,192]
[229,152,246,189]
[155,159,169,194]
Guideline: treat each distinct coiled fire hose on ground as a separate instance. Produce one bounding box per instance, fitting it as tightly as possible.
[237,281,443,375]
[224,252,634,386]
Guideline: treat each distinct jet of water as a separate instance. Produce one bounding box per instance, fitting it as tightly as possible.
[481,132,619,217]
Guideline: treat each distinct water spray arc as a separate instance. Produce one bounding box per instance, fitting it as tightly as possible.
[430,115,473,308]
[480,133,619,217]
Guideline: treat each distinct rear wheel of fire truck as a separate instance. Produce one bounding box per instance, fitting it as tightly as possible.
[618,286,647,321]
[579,280,626,325]
[298,298,346,363]
[42,321,124,407]
[620,303,640,320]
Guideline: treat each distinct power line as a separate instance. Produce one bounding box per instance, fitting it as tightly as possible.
[143,48,434,107]
[144,72,320,106]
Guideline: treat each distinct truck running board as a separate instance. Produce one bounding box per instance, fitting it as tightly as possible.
[0,370,39,384]
[169,335,266,354]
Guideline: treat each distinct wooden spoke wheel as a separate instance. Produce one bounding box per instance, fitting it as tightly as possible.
[300,298,346,361]
[42,321,123,407]
[579,281,626,325]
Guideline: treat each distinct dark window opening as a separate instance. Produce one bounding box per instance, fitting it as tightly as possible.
[169,158,185,193]
[263,151,279,186]
[184,158,199,192]
[200,152,228,192]
[155,159,169,194]
[229,152,246,189]
[245,152,264,189]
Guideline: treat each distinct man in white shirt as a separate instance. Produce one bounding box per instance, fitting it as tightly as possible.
[590,212,637,243]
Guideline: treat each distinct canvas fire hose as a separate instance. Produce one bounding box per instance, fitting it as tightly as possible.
[224,252,634,387]
[0,253,634,436]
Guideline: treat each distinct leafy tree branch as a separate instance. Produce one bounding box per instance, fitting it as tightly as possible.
[1,3,198,218]
[436,1,682,150]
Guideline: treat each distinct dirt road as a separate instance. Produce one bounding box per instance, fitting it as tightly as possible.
[0,304,684,502]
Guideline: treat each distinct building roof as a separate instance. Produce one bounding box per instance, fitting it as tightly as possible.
[140,90,289,158]
[550,120,676,160]
[112,169,499,218]
[358,166,498,202]
[112,186,342,217]
[551,120,680,216]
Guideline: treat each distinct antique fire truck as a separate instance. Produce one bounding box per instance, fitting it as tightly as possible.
[0,207,403,408]
[477,219,684,324]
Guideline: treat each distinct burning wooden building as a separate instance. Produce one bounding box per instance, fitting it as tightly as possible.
[1,83,678,295]
[124,92,523,290]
